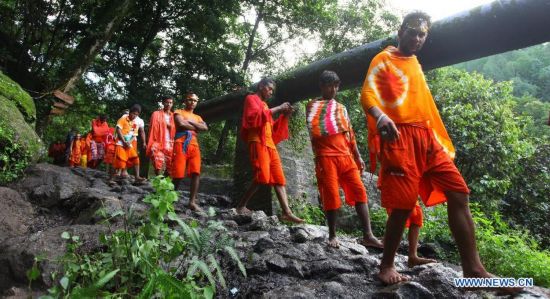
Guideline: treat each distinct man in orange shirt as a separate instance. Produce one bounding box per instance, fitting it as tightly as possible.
[90,114,110,168]
[307,70,383,248]
[171,92,208,211]
[111,104,145,184]
[69,133,82,168]
[147,96,175,176]
[361,12,494,285]
[236,78,303,224]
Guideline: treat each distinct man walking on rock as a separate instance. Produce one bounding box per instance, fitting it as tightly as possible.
[360,11,497,285]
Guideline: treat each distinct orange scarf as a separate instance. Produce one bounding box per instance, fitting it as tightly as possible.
[361,46,455,164]
[306,99,352,139]
[147,110,175,157]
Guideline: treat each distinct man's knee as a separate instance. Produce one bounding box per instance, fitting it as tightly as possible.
[445,191,469,207]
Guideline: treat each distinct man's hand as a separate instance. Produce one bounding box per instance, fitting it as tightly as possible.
[279,102,292,113]
[377,115,400,141]
[282,103,295,115]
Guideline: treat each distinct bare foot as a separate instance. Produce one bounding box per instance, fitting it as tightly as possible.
[358,237,384,249]
[378,266,410,285]
[328,237,340,249]
[236,207,252,215]
[280,213,304,224]
[134,176,146,183]
[188,202,203,212]
[408,256,437,268]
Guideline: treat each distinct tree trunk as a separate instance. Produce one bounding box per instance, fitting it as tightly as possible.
[34,0,134,136]
[212,0,265,161]
[58,0,133,93]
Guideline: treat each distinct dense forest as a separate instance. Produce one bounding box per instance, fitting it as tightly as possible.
[1,0,549,296]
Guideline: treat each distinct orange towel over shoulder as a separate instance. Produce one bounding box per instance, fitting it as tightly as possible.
[360,46,456,207]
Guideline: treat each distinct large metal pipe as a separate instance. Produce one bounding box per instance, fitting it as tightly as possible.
[196,0,550,122]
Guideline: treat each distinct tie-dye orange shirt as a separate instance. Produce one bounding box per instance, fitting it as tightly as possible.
[360,46,455,160]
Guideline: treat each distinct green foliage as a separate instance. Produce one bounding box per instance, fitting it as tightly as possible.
[503,143,550,248]
[0,122,32,184]
[427,67,534,211]
[419,203,550,287]
[45,177,245,298]
[368,207,388,238]
[287,102,309,152]
[455,43,550,102]
[470,204,550,287]
[419,205,459,262]
[290,199,326,226]
[512,95,550,138]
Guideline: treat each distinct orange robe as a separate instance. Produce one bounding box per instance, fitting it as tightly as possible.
[114,115,139,169]
[103,128,116,165]
[171,109,203,178]
[70,139,81,167]
[240,94,288,185]
[147,110,175,171]
[361,46,467,209]
[91,118,110,143]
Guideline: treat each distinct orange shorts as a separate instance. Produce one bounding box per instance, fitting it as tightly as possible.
[114,143,139,169]
[171,143,201,179]
[315,155,367,211]
[103,144,115,165]
[249,142,285,186]
[151,142,173,172]
[386,203,423,228]
[378,124,469,210]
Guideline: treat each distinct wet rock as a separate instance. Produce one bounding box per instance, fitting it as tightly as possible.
[0,225,106,291]
[240,231,269,243]
[290,227,309,243]
[0,187,34,242]
[253,237,276,253]
[13,164,89,208]
[373,281,435,299]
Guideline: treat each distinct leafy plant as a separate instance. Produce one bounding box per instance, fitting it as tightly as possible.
[418,203,550,287]
[43,176,245,298]
[0,123,32,184]
[288,196,326,226]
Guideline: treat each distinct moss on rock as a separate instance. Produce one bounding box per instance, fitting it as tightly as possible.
[0,71,36,123]
[0,72,43,183]
[0,95,43,159]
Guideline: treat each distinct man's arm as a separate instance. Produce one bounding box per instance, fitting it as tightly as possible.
[187,120,208,132]
[351,139,366,172]
[116,126,130,148]
[139,126,146,149]
[174,114,196,131]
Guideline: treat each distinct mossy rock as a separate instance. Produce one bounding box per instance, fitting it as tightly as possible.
[0,94,43,162]
[0,71,36,123]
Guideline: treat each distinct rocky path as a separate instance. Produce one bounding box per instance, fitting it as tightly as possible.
[1,164,548,298]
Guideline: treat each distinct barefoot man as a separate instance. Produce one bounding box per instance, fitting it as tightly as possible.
[236,77,303,224]
[306,70,383,249]
[361,12,495,284]
[171,92,208,211]
[387,202,436,267]
[147,96,175,176]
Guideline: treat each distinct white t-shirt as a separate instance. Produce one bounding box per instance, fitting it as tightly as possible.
[121,114,144,137]
[133,116,144,136]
